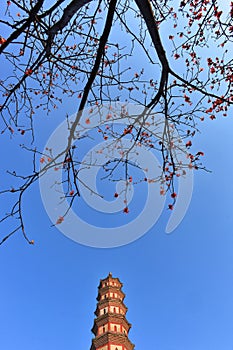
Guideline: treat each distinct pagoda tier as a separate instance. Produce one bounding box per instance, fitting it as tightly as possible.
[90,273,135,350]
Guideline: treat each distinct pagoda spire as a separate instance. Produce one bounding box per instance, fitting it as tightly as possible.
[90,273,135,350]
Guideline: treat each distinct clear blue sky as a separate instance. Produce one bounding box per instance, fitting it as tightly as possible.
[1,95,233,350]
[1,2,233,350]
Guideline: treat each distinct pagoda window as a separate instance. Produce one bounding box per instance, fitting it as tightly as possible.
[114,325,117,332]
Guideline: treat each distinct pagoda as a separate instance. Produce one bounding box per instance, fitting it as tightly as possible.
[90,273,135,350]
